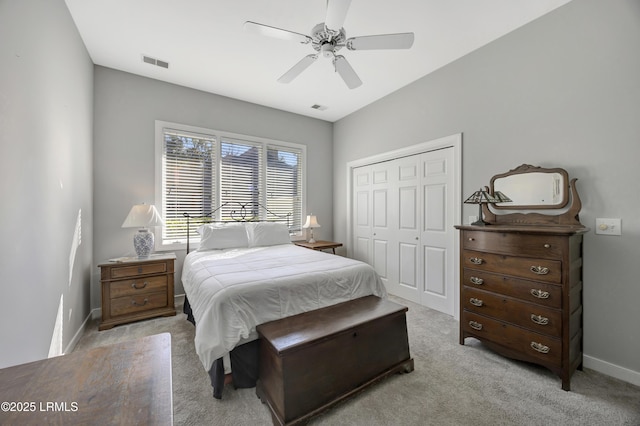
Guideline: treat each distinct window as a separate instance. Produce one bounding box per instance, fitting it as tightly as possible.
[155,121,305,249]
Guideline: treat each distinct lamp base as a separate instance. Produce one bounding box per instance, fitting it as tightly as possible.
[307,229,316,244]
[133,229,154,258]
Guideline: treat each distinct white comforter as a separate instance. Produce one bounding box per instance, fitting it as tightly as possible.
[182,243,387,372]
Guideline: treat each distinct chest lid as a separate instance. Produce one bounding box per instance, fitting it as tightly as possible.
[257,295,407,354]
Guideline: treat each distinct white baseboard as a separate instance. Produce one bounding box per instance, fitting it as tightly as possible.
[62,309,97,355]
[584,354,640,387]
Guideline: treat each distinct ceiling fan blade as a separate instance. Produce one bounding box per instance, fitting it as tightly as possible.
[244,21,311,45]
[325,0,352,30]
[277,54,318,84]
[346,33,415,50]
[333,55,362,89]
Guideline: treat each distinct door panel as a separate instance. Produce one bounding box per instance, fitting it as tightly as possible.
[373,239,388,279]
[399,242,417,289]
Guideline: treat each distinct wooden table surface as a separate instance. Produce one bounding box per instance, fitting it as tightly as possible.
[0,333,172,425]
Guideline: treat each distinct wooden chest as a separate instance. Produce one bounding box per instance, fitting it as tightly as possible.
[456,225,586,390]
[99,254,176,330]
[256,296,414,425]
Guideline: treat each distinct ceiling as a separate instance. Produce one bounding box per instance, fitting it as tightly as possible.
[65,0,572,122]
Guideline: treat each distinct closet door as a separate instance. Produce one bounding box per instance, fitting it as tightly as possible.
[420,148,455,315]
[391,155,421,302]
[353,162,394,290]
[353,165,373,265]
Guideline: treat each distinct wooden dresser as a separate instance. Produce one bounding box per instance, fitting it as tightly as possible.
[99,254,176,330]
[456,225,586,390]
[456,164,588,391]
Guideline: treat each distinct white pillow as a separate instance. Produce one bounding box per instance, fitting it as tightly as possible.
[197,223,248,250]
[246,222,291,247]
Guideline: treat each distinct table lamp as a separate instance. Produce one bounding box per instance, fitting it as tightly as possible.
[302,214,321,243]
[463,189,500,226]
[122,204,165,257]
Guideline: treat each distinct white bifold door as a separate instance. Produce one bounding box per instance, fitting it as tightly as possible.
[353,147,455,315]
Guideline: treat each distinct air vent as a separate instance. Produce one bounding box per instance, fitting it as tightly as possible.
[142,55,169,69]
[311,104,327,111]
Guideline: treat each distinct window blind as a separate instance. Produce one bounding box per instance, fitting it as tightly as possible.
[162,129,217,243]
[220,138,263,221]
[266,145,302,231]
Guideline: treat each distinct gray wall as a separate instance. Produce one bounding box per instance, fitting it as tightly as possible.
[0,0,93,368]
[93,67,334,308]
[334,0,640,378]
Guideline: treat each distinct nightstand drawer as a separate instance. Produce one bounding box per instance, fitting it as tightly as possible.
[111,292,168,317]
[110,275,168,298]
[108,262,168,279]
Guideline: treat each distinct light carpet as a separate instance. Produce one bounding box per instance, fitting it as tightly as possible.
[75,296,640,425]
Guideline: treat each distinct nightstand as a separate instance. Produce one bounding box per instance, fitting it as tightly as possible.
[98,253,176,330]
[294,240,343,254]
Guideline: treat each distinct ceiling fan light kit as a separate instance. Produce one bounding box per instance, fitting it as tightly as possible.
[244,0,414,89]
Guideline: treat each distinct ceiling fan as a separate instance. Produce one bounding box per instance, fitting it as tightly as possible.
[244,0,414,89]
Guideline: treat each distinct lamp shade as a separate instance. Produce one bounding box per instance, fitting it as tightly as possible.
[492,191,513,203]
[303,214,321,229]
[122,204,164,228]
[463,189,500,205]
[463,189,501,227]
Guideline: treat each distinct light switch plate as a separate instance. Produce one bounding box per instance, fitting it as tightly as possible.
[595,218,621,235]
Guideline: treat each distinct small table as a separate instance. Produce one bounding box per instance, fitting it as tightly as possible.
[294,240,343,254]
[0,333,173,425]
[98,253,176,330]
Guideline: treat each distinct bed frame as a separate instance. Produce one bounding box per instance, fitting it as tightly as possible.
[182,202,293,399]
[183,201,292,254]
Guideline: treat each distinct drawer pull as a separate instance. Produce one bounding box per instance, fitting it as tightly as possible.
[469,257,484,265]
[544,244,551,248]
[530,341,550,354]
[468,321,483,331]
[470,276,484,285]
[469,298,484,307]
[468,237,475,241]
[132,298,149,307]
[530,289,550,299]
[530,314,549,325]
[131,281,148,290]
[530,265,550,275]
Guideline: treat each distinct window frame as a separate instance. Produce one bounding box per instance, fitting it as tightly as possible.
[154,120,307,251]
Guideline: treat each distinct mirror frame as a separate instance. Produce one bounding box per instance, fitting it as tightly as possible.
[490,164,570,210]
[482,164,584,227]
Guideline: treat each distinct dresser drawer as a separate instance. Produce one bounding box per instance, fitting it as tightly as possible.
[463,230,564,259]
[109,275,168,298]
[462,268,562,309]
[463,249,561,283]
[463,287,562,336]
[107,262,168,279]
[462,311,561,365]
[110,292,168,317]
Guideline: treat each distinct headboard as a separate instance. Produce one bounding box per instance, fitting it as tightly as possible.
[183,202,293,253]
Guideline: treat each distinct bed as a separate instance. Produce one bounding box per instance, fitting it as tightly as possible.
[181,214,386,399]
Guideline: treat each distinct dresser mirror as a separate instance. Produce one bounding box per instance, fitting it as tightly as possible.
[483,164,584,228]
[491,164,569,209]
